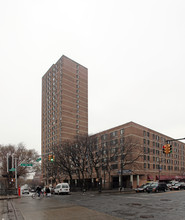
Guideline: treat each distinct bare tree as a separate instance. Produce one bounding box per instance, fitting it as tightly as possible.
[0,143,39,188]
[119,136,143,189]
[88,136,103,190]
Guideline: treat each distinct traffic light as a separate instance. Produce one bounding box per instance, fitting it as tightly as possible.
[166,144,170,154]
[163,144,172,154]
[50,155,55,162]
[48,154,55,162]
[53,155,55,161]
[163,145,166,154]
[170,145,172,153]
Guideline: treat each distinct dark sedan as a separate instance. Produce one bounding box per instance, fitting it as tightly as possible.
[146,183,167,193]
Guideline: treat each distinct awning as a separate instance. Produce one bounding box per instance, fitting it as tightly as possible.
[147,174,154,181]
[156,175,171,181]
[156,175,185,181]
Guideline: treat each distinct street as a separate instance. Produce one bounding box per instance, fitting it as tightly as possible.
[2,190,185,220]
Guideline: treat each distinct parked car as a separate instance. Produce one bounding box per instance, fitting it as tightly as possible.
[30,188,36,192]
[168,181,180,190]
[170,182,185,190]
[22,188,29,194]
[146,182,167,193]
[54,183,70,195]
[135,183,151,193]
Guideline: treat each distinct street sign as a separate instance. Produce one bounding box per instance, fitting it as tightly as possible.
[20,163,33,167]
[9,168,15,171]
[36,158,41,162]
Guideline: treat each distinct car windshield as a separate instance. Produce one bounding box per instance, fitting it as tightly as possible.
[151,183,158,187]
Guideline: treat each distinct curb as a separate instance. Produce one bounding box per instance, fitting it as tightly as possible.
[0,196,19,200]
[70,189,135,195]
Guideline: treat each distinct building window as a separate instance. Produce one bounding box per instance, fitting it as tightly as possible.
[111,164,118,170]
[110,131,117,138]
[120,138,124,144]
[120,129,124,135]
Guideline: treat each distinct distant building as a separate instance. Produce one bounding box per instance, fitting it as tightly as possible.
[41,55,88,154]
[41,56,88,184]
[91,121,185,188]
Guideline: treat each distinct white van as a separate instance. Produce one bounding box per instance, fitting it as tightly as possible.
[54,183,70,195]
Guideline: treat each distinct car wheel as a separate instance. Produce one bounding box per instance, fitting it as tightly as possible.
[156,189,159,193]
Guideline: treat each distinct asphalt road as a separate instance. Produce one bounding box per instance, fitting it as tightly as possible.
[3,190,185,220]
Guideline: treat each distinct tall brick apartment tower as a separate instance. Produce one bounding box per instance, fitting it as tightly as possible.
[41,55,88,155]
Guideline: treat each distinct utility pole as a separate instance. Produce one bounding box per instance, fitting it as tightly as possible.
[7,153,9,173]
[12,153,14,169]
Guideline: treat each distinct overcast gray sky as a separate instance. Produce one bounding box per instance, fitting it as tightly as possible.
[0,0,185,153]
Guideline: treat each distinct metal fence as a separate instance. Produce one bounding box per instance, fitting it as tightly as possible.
[0,188,18,196]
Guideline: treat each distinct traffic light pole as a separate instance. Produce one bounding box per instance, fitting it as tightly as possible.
[166,138,185,143]
[15,158,18,190]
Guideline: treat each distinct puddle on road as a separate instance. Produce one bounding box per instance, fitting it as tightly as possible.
[140,214,154,218]
[112,210,135,216]
[160,199,171,201]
